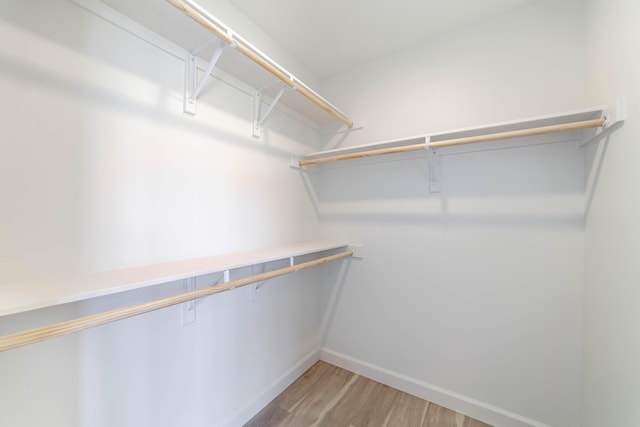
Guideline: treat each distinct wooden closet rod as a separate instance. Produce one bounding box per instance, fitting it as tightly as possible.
[166,0,354,128]
[0,250,353,353]
[299,117,606,166]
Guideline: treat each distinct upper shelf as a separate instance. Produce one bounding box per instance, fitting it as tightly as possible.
[96,0,352,128]
[299,107,608,166]
[0,240,349,317]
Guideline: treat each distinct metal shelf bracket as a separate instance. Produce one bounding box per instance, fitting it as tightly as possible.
[181,276,197,325]
[580,97,626,147]
[289,154,303,170]
[253,82,295,138]
[184,38,237,115]
[425,137,441,193]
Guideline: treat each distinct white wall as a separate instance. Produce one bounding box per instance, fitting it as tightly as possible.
[582,0,640,426]
[319,0,585,147]
[0,1,335,425]
[6,0,639,426]
[318,1,586,426]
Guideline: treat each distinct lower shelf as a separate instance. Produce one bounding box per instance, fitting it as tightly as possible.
[0,240,349,317]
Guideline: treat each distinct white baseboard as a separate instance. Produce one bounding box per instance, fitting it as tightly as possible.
[320,348,551,427]
[222,347,321,427]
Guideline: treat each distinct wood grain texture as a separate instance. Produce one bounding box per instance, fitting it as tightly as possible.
[299,117,606,166]
[166,0,354,127]
[0,240,349,317]
[245,361,492,427]
[0,251,352,352]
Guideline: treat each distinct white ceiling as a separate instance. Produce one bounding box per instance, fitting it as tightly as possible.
[227,0,537,78]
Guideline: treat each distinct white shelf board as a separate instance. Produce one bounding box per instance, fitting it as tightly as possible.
[94,0,347,126]
[301,106,605,161]
[0,241,349,317]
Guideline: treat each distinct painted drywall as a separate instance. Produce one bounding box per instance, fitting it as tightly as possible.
[317,1,586,426]
[318,0,586,146]
[582,0,640,426]
[0,0,335,426]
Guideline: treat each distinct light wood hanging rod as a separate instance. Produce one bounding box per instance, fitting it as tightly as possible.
[299,117,606,166]
[0,250,353,353]
[166,0,353,128]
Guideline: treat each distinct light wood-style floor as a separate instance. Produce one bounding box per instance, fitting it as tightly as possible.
[245,361,492,427]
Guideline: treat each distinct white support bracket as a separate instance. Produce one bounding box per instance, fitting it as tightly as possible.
[425,137,441,193]
[181,277,197,325]
[184,38,236,115]
[610,96,627,125]
[348,244,365,259]
[580,97,627,148]
[289,154,303,170]
[252,264,266,289]
[252,82,294,138]
[250,263,267,301]
[250,257,294,300]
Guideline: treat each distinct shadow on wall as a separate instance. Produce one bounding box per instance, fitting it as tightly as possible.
[317,252,354,346]
[0,0,320,156]
[296,136,587,229]
[583,121,624,221]
[0,50,309,160]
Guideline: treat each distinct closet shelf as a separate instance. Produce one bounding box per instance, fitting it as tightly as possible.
[0,240,349,318]
[299,107,608,167]
[296,106,622,192]
[98,0,352,129]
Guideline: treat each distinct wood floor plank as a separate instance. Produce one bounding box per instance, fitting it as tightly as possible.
[385,390,429,426]
[423,403,464,427]
[275,360,334,411]
[462,415,493,427]
[244,403,289,427]
[280,365,355,427]
[244,361,493,427]
[355,380,401,426]
[314,374,377,426]
[327,376,401,427]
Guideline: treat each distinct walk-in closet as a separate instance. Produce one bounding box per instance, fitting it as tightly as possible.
[1,0,638,426]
